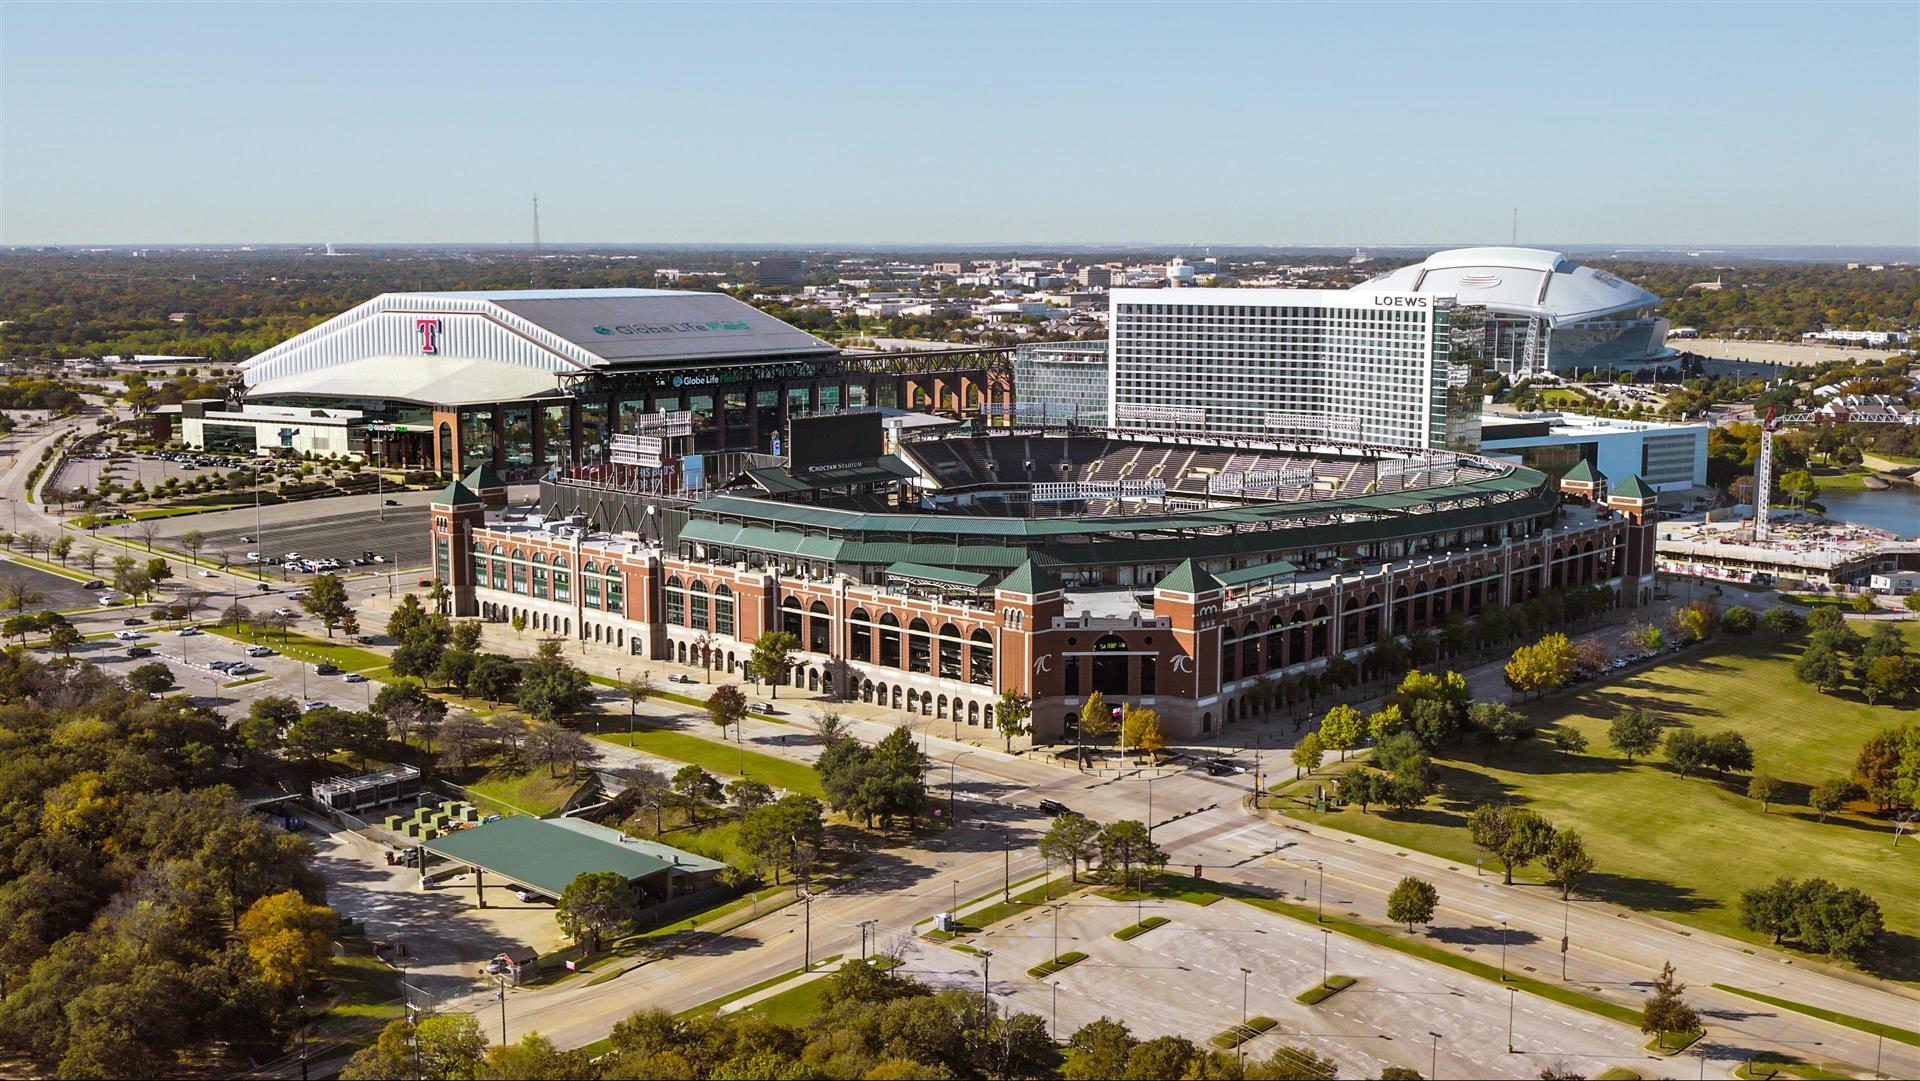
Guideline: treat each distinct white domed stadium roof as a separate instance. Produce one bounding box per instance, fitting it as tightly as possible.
[1358,247,1660,326]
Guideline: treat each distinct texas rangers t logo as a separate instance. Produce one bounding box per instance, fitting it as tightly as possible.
[416,318,442,354]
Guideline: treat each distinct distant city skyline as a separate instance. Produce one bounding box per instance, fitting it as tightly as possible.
[2,0,1914,246]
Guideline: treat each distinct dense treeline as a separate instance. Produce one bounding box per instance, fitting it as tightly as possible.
[0,649,332,1077]
[1608,262,1920,336]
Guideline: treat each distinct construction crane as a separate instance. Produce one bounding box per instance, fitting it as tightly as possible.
[1752,405,1918,542]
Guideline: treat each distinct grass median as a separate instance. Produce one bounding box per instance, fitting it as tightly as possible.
[1710,983,1920,1046]
[596,728,822,797]
[204,622,387,671]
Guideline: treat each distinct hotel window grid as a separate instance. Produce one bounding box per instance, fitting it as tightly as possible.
[1110,299,1449,450]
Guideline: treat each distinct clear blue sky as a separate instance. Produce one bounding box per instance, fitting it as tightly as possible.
[3,0,1914,246]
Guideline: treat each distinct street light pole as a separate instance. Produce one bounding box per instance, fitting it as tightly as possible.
[1051,902,1061,960]
[1050,981,1058,1043]
[1428,1032,1440,1080]
[1001,826,1011,902]
[801,890,813,972]
[1321,928,1330,988]
[947,749,974,820]
[1500,918,1510,982]
[1561,894,1571,981]
[1239,967,1252,1069]
[979,949,993,1014]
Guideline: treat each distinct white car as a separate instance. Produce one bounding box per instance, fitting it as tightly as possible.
[99,593,127,604]
[112,630,142,640]
[245,645,275,657]
[176,627,201,636]
[273,607,298,618]
[245,552,262,562]
[196,569,218,578]
[301,700,328,713]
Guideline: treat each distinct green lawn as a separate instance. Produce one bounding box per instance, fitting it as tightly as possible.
[1281,628,1920,979]
[463,766,588,818]
[1538,388,1592,406]
[318,943,402,1024]
[595,729,822,797]
[1811,464,1881,491]
[205,622,387,671]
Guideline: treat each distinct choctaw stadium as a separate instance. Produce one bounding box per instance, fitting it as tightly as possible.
[434,399,1661,743]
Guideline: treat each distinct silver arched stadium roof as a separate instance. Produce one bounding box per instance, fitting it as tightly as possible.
[1358,247,1660,325]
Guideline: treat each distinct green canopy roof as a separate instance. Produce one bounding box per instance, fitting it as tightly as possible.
[1216,560,1299,587]
[423,816,674,898]
[1561,459,1598,484]
[885,562,991,590]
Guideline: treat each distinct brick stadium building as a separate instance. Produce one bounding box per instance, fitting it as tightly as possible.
[432,423,1657,743]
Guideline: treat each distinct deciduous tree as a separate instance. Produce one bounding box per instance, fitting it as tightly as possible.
[1387,876,1438,932]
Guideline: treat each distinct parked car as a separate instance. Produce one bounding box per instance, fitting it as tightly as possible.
[668,673,693,684]
[315,662,340,675]
[301,700,328,713]
[80,579,106,589]
[112,630,142,640]
[122,616,145,625]
[229,663,260,675]
[126,646,153,657]
[176,627,201,636]
[344,672,366,683]
[196,569,218,578]
[245,645,276,657]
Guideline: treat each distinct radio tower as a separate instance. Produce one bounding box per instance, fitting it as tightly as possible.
[530,193,544,288]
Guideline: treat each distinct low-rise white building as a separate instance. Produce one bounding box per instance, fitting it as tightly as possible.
[1479,412,1708,494]
[178,403,367,458]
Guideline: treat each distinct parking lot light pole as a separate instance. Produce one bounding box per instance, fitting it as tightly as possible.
[1428,1031,1441,1079]
[1507,987,1516,1053]
[1321,928,1330,988]
[1500,918,1510,982]
[1050,982,1058,1043]
[1239,967,1252,1067]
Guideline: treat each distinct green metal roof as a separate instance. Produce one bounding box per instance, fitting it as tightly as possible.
[433,478,480,506]
[422,816,672,898]
[1158,558,1221,595]
[885,562,991,589]
[1561,459,1598,484]
[1216,560,1299,587]
[463,462,505,490]
[997,558,1060,595]
[1611,474,1656,500]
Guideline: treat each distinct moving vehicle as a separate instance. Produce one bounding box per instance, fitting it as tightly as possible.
[176,627,201,636]
[301,700,328,713]
[1036,799,1073,816]
[344,672,366,683]
[81,579,105,590]
[315,662,339,675]
[112,630,142,640]
[126,646,153,657]
[122,616,145,625]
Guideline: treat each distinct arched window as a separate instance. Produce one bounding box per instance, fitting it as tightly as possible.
[604,565,623,612]
[509,548,527,594]
[808,599,830,653]
[968,628,992,685]
[664,575,685,625]
[937,622,961,679]
[471,540,487,585]
[531,552,548,599]
[850,607,873,663]
[688,579,709,630]
[907,617,931,674]
[714,583,735,636]
[782,596,803,638]
[878,612,901,668]
[552,556,571,603]
[583,560,601,609]
[489,544,506,591]
[1092,634,1129,696]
